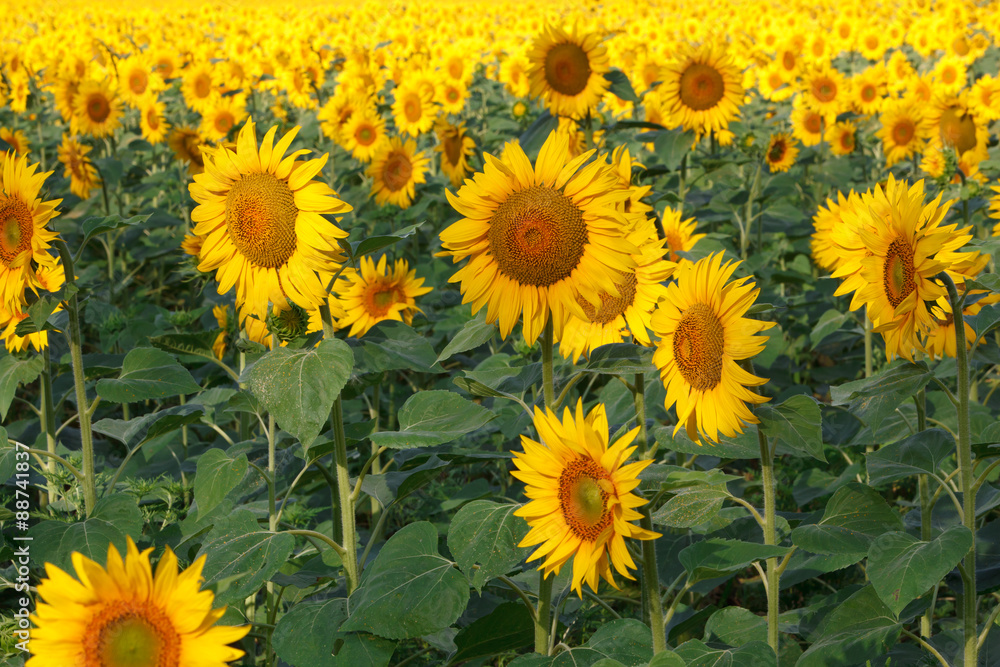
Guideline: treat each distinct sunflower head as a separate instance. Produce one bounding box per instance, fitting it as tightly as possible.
[368,136,430,210]
[439,130,641,344]
[511,399,659,596]
[29,537,249,667]
[527,23,610,119]
[651,253,774,443]
[765,133,798,173]
[659,42,743,137]
[188,117,351,321]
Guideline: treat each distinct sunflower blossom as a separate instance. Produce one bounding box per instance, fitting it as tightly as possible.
[28,537,249,667]
[511,400,659,597]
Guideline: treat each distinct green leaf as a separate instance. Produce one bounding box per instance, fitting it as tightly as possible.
[361,456,449,507]
[646,653,686,667]
[830,362,932,436]
[242,338,353,449]
[640,465,741,491]
[969,301,1000,344]
[369,390,494,449]
[0,428,13,484]
[272,598,396,667]
[757,395,824,461]
[0,354,44,420]
[451,601,533,663]
[350,321,439,374]
[436,311,497,363]
[964,273,1000,293]
[80,213,152,249]
[795,585,902,667]
[273,598,347,667]
[651,488,731,528]
[581,343,657,375]
[447,500,529,591]
[518,110,558,156]
[92,404,204,450]
[791,483,904,558]
[679,539,791,584]
[92,494,144,540]
[550,619,653,667]
[195,449,249,519]
[350,221,423,259]
[653,426,761,460]
[810,309,851,345]
[604,69,638,103]
[653,129,696,171]
[867,525,973,617]
[96,348,201,403]
[199,509,296,606]
[31,518,128,572]
[866,428,954,486]
[674,639,776,666]
[704,606,767,646]
[13,287,77,335]
[149,330,224,363]
[341,521,470,640]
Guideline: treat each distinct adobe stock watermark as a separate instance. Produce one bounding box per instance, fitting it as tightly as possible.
[10,440,33,654]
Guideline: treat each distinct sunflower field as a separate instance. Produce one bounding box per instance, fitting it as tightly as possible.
[7,0,1000,665]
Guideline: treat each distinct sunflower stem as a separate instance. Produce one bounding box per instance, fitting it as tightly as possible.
[54,239,97,517]
[757,424,780,660]
[915,387,935,638]
[942,271,978,667]
[40,347,58,509]
[535,315,556,654]
[321,302,360,594]
[633,373,667,654]
[863,306,873,378]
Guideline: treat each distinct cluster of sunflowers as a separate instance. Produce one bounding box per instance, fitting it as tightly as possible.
[7,0,1000,664]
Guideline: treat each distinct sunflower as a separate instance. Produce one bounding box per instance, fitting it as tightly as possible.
[436,76,469,115]
[181,61,220,113]
[0,152,61,309]
[28,537,249,667]
[850,68,886,115]
[921,148,948,180]
[168,127,206,175]
[0,264,63,353]
[57,134,101,200]
[527,23,610,119]
[926,95,989,169]
[439,130,641,345]
[200,94,247,142]
[334,255,432,337]
[135,96,168,145]
[52,75,79,122]
[500,54,531,98]
[651,253,774,443]
[392,83,436,137]
[970,75,1000,122]
[436,121,475,188]
[368,136,429,210]
[319,91,375,142]
[850,176,974,361]
[800,65,846,118]
[212,304,231,359]
[556,228,674,362]
[341,111,389,163]
[923,292,1000,359]
[659,42,743,138]
[825,121,857,157]
[931,55,967,96]
[118,54,164,108]
[511,400,659,597]
[72,79,123,139]
[877,100,931,167]
[790,100,825,147]
[765,133,798,173]
[659,207,704,263]
[189,118,352,321]
[0,128,30,155]
[810,190,859,274]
